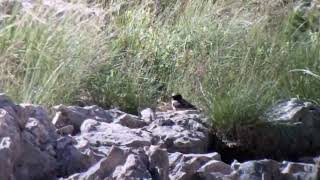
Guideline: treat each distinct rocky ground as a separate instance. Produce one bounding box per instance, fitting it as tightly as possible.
[1,0,320,179]
[0,93,319,180]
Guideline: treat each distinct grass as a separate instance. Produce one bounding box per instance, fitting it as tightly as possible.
[1,0,320,130]
[0,3,105,107]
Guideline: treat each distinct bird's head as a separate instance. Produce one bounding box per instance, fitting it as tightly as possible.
[171,93,182,100]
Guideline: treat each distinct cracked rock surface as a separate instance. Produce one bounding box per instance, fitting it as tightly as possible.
[0,94,319,179]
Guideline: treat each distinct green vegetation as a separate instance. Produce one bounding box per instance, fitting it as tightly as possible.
[1,0,320,130]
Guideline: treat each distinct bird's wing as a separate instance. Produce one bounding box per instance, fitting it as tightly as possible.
[180,99,197,109]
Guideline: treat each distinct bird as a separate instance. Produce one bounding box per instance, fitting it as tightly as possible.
[171,93,197,111]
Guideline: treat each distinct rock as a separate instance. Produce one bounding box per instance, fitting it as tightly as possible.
[220,99,320,161]
[0,109,22,180]
[281,162,315,179]
[14,139,57,180]
[22,104,60,178]
[264,98,320,126]
[22,104,58,141]
[0,95,58,180]
[148,110,210,153]
[24,117,56,145]
[77,119,152,149]
[56,125,74,136]
[114,114,147,129]
[313,157,320,180]
[112,154,152,179]
[106,108,127,119]
[146,145,169,180]
[298,156,315,163]
[56,136,77,149]
[0,94,27,128]
[191,170,239,180]
[80,118,100,133]
[231,159,241,170]
[237,159,282,180]
[0,94,318,180]
[265,99,320,156]
[55,136,91,177]
[198,160,232,175]
[52,105,113,132]
[76,146,128,179]
[169,152,221,180]
[183,152,222,162]
[21,104,50,122]
[21,104,58,153]
[71,108,209,174]
[140,108,156,123]
[282,162,314,174]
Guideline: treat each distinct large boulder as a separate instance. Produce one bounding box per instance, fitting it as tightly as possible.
[0,109,23,180]
[219,98,320,161]
[0,94,58,179]
[148,110,211,153]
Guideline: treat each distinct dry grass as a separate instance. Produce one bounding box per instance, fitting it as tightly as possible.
[1,0,320,128]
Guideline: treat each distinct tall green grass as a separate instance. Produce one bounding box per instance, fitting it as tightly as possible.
[0,4,104,107]
[1,0,320,129]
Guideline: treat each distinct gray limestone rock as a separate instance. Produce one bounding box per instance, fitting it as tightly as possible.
[222,99,320,160]
[140,108,156,123]
[169,152,221,180]
[77,146,128,180]
[0,94,318,180]
[78,119,152,148]
[114,114,147,129]
[148,110,210,153]
[0,95,58,179]
[146,145,169,180]
[112,154,152,179]
[281,162,315,180]
[52,105,113,132]
[237,159,282,180]
[198,160,233,175]
[56,125,74,136]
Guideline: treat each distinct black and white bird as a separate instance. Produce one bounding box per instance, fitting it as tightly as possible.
[171,93,197,111]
